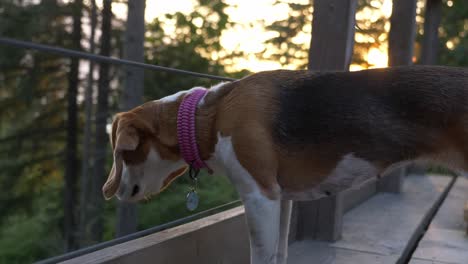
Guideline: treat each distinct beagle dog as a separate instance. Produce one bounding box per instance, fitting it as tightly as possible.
[103,65,467,264]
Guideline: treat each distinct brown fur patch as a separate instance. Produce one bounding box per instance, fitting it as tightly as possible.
[212,76,283,198]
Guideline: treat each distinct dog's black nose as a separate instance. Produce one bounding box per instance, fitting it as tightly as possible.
[131,185,140,197]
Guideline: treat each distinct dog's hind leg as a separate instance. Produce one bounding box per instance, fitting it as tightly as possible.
[276,200,292,264]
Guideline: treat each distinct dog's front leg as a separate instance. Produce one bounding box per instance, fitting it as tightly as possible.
[216,135,281,263]
[276,200,292,264]
[242,191,281,264]
[224,160,281,263]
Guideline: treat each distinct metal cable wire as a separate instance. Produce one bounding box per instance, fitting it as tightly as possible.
[0,37,237,82]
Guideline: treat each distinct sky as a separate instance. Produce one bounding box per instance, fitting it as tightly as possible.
[110,0,393,72]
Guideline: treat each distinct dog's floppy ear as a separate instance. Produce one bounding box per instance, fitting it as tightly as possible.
[102,115,140,200]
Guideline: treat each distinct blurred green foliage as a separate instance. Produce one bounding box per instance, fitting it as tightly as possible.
[438,0,468,66]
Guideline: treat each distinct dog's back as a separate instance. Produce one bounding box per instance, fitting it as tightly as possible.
[274,66,468,163]
[222,66,467,197]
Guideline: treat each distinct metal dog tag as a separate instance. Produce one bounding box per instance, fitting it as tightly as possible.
[186,190,199,211]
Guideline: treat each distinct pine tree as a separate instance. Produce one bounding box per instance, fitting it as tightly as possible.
[89,0,113,244]
[64,0,83,252]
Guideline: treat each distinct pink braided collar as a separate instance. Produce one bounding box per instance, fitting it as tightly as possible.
[177,88,212,173]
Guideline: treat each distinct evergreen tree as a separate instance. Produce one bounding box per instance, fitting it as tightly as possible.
[64,0,83,251]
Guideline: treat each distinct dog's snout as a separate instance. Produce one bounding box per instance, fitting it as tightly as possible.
[131,185,140,197]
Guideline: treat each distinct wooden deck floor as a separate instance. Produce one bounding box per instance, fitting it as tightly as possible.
[409,176,468,264]
[288,174,468,264]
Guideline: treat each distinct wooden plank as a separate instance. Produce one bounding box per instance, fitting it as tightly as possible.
[426,176,468,230]
[336,175,453,262]
[61,207,249,264]
[411,229,468,264]
[411,177,468,264]
[409,259,446,264]
[288,240,397,264]
[288,175,453,264]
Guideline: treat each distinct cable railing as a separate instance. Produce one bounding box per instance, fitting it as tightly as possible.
[0,37,237,82]
[0,36,242,264]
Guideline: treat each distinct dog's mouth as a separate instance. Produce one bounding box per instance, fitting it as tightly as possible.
[160,166,188,192]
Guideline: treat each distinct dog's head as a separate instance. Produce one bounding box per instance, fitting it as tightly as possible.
[102,106,188,202]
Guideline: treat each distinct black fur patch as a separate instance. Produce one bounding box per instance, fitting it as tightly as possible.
[273,66,468,164]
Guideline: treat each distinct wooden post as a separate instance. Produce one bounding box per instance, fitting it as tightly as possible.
[388,0,417,66]
[308,0,357,71]
[406,0,441,177]
[421,0,442,65]
[377,166,405,193]
[381,0,418,193]
[464,201,468,235]
[297,194,344,241]
[294,0,357,242]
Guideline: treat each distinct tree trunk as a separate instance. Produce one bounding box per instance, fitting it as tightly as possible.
[116,0,146,237]
[388,0,417,66]
[90,0,112,244]
[421,0,441,65]
[79,0,97,247]
[64,0,82,252]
